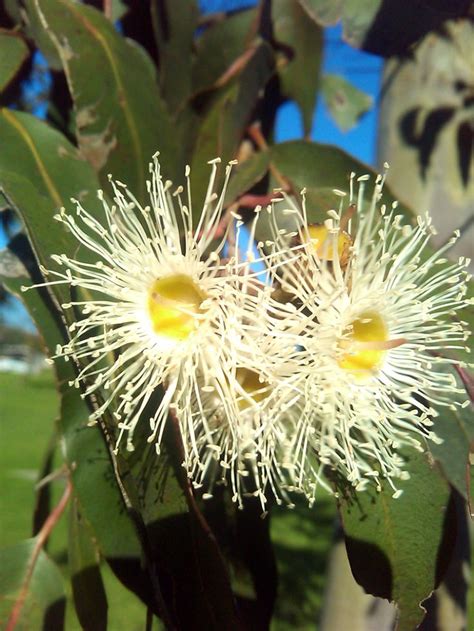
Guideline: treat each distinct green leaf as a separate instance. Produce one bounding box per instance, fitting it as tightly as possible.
[252,141,410,237]
[1,239,171,618]
[151,0,198,112]
[0,32,29,93]
[2,0,22,25]
[429,366,474,500]
[126,421,241,629]
[298,0,342,25]
[271,140,412,218]
[190,42,274,214]
[299,0,470,56]
[0,236,143,562]
[69,497,108,631]
[0,109,103,303]
[192,8,258,95]
[339,451,452,631]
[299,0,381,48]
[109,0,129,21]
[0,109,239,625]
[271,140,369,193]
[2,185,238,627]
[272,0,323,135]
[225,149,271,205]
[34,0,178,198]
[22,0,63,70]
[0,538,66,631]
[320,73,372,131]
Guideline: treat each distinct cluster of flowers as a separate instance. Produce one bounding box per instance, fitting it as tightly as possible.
[26,154,472,509]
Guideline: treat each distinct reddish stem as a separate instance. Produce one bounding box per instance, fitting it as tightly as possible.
[6,480,72,631]
[454,364,474,403]
[103,0,113,20]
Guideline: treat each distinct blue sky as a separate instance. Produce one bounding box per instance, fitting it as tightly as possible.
[1,13,382,331]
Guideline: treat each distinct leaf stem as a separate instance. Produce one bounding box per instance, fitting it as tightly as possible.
[103,0,113,20]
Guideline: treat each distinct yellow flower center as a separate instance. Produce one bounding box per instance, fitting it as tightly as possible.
[306,224,352,264]
[147,274,207,341]
[339,311,388,375]
[236,368,270,410]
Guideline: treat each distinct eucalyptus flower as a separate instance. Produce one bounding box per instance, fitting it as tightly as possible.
[264,170,472,498]
[24,154,301,507]
[183,254,309,509]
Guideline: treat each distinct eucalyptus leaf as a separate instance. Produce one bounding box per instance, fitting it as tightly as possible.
[125,417,240,629]
[299,0,471,55]
[0,538,66,631]
[2,174,239,628]
[22,0,63,70]
[69,497,108,631]
[0,32,29,93]
[2,0,22,25]
[339,451,452,631]
[320,73,372,131]
[190,41,274,214]
[0,237,143,562]
[225,150,270,205]
[192,8,258,95]
[429,365,474,500]
[272,0,323,135]
[253,140,414,243]
[151,0,198,112]
[32,431,58,537]
[33,0,178,198]
[0,109,103,304]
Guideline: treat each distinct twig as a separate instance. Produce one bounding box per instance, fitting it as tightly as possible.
[237,193,280,208]
[454,364,474,403]
[35,463,69,491]
[103,0,113,21]
[6,479,73,631]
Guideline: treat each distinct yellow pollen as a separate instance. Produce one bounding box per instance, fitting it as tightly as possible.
[306,224,352,265]
[236,368,270,410]
[339,311,388,374]
[147,274,207,341]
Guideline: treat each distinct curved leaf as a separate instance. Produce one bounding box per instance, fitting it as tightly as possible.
[272,0,323,135]
[22,0,63,70]
[192,8,259,95]
[339,451,452,631]
[69,498,108,631]
[320,73,372,131]
[190,42,274,214]
[0,32,29,93]
[34,0,178,198]
[0,109,102,303]
[225,150,270,205]
[429,366,474,499]
[151,0,198,112]
[299,0,471,55]
[252,140,414,243]
[0,538,65,631]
